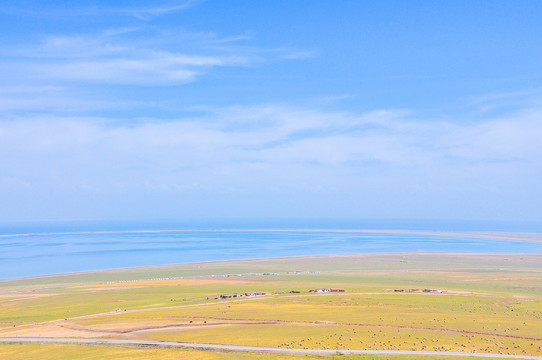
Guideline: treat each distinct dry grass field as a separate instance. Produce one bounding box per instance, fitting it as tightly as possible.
[0,343,520,360]
[1,253,541,359]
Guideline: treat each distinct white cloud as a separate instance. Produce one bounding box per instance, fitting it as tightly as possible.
[2,104,541,192]
[2,32,250,86]
[0,24,308,91]
[2,103,541,221]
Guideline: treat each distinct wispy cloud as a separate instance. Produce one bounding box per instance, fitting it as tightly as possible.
[466,88,542,115]
[0,0,204,19]
[2,103,540,185]
[1,20,309,92]
[127,0,205,20]
[2,102,541,220]
[2,2,539,222]
[1,31,249,86]
[0,24,313,118]
[27,54,219,85]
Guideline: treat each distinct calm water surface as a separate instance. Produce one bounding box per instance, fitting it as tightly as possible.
[1,220,541,279]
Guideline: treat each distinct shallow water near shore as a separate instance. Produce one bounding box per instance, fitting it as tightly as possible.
[1,220,541,279]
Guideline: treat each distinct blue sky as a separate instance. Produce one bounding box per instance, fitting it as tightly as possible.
[1,1,541,223]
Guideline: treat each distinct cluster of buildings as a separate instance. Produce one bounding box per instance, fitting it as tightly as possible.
[215,288,346,299]
[309,288,345,293]
[219,292,270,299]
[393,288,444,293]
[214,287,444,299]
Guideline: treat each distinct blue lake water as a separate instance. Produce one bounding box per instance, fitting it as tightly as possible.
[1,220,541,279]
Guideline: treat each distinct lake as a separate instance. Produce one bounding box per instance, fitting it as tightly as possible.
[1,220,541,279]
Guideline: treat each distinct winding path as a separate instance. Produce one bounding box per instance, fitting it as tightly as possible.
[0,338,541,359]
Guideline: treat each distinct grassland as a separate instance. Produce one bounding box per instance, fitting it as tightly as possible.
[1,253,541,359]
[0,343,523,360]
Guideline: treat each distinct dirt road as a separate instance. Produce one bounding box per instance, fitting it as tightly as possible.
[1,337,541,359]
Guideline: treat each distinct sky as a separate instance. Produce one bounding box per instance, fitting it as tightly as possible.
[1,0,542,224]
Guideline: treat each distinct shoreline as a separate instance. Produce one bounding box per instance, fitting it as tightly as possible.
[1,228,542,243]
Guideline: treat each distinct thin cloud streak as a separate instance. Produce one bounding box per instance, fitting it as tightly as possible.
[1,26,307,88]
[0,0,204,19]
[128,0,206,19]
[2,33,247,85]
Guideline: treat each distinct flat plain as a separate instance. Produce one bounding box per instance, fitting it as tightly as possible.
[1,253,541,359]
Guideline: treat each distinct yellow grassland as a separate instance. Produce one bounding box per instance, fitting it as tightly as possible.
[0,343,519,360]
[0,253,541,358]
